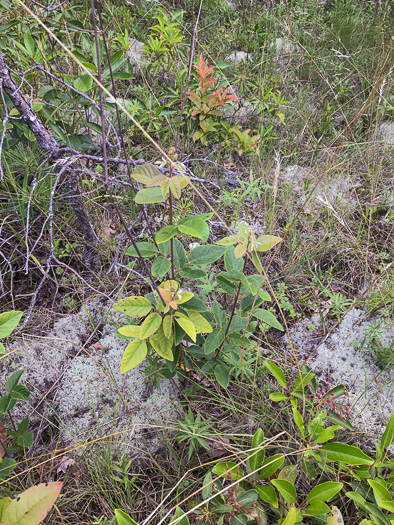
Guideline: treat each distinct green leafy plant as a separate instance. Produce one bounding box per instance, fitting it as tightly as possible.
[0,370,32,480]
[176,408,212,459]
[0,310,22,354]
[113,161,283,388]
[187,56,239,144]
[141,8,185,76]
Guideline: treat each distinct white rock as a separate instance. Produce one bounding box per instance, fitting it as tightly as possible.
[126,38,149,71]
[271,38,299,65]
[377,121,394,146]
[287,309,394,441]
[225,50,251,65]
[1,299,180,461]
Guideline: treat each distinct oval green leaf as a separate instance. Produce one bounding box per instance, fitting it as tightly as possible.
[74,74,93,92]
[120,340,147,373]
[151,256,171,278]
[320,443,374,466]
[139,313,162,340]
[113,296,152,318]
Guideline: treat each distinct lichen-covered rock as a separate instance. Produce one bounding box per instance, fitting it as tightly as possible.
[271,38,300,65]
[0,300,180,460]
[225,50,251,65]
[377,121,394,146]
[287,309,394,440]
[126,38,149,72]
[54,328,180,458]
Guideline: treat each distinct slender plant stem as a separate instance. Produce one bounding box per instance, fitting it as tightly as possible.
[169,189,175,280]
[94,1,159,248]
[7,410,17,432]
[214,251,248,361]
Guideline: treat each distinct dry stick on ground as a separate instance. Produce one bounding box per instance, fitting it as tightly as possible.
[0,51,100,271]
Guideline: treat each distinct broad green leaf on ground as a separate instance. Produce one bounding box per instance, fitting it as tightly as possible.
[113,296,152,318]
[326,384,346,399]
[132,164,161,185]
[178,217,209,242]
[252,309,283,331]
[212,462,243,481]
[171,507,189,525]
[264,360,287,389]
[314,426,343,444]
[203,328,225,355]
[320,443,373,466]
[202,472,212,501]
[181,296,208,312]
[0,311,23,338]
[269,392,288,402]
[173,238,187,269]
[157,238,186,268]
[179,268,207,279]
[367,480,393,506]
[126,242,158,258]
[162,316,173,339]
[9,385,30,401]
[278,465,297,484]
[120,340,147,373]
[5,370,24,392]
[292,407,305,437]
[1,482,62,525]
[139,313,162,339]
[250,428,265,472]
[304,500,330,516]
[236,490,259,506]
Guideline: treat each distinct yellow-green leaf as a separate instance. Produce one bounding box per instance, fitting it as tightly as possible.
[132,164,161,185]
[327,506,344,525]
[120,340,147,373]
[176,291,194,305]
[150,326,174,360]
[186,311,213,334]
[255,235,282,252]
[234,243,247,258]
[118,325,141,338]
[113,296,152,318]
[163,316,173,339]
[216,236,237,246]
[135,187,165,204]
[175,317,196,342]
[139,313,162,340]
[2,482,62,525]
[282,506,297,525]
